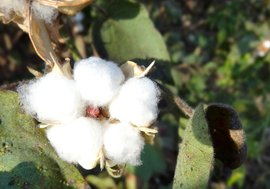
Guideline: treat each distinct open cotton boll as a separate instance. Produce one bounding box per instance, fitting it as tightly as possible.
[103,122,144,165]
[46,117,103,169]
[31,2,58,23]
[74,57,125,107]
[109,77,160,126]
[17,72,84,124]
[0,0,26,16]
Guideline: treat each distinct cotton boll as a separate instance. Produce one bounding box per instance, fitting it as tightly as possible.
[0,0,26,16]
[74,57,125,107]
[31,2,58,23]
[109,77,160,126]
[46,117,103,169]
[17,72,84,124]
[103,122,144,165]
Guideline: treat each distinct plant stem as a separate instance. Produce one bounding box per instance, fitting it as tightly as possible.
[173,96,194,118]
[156,82,194,118]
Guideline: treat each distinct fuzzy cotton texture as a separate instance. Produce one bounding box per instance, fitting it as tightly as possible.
[31,2,58,23]
[46,117,103,169]
[74,57,125,107]
[103,122,144,165]
[0,0,26,16]
[17,56,161,171]
[18,72,84,124]
[109,77,160,127]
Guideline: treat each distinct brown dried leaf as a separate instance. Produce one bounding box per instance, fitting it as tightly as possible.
[36,0,94,15]
[205,103,247,169]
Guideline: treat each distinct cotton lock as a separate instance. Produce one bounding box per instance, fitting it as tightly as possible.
[32,2,58,23]
[103,122,144,165]
[109,77,160,127]
[74,57,125,107]
[18,72,84,124]
[46,117,103,170]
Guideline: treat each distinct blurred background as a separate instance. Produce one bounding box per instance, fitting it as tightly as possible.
[1,0,270,188]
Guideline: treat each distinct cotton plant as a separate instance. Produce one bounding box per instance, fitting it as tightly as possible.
[17,56,160,177]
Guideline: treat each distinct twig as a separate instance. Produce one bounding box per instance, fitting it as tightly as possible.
[173,95,194,118]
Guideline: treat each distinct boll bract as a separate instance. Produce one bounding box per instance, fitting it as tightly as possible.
[46,117,103,170]
[103,122,144,165]
[109,77,160,127]
[18,72,84,124]
[31,2,58,23]
[74,57,125,107]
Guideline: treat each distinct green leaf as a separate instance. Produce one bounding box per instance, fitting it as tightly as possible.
[92,1,170,63]
[173,104,213,189]
[86,173,117,189]
[135,144,166,182]
[0,90,88,189]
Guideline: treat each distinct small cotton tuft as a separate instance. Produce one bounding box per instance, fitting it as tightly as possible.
[74,57,125,107]
[109,77,160,126]
[31,2,58,23]
[17,72,84,124]
[0,0,26,16]
[46,117,103,169]
[103,122,144,165]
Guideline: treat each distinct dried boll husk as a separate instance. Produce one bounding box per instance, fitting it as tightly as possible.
[0,0,28,31]
[0,0,26,18]
[109,77,160,127]
[103,122,145,165]
[0,0,94,69]
[46,117,103,170]
[74,57,125,107]
[17,72,84,124]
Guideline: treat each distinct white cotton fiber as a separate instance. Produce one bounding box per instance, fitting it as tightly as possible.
[103,122,144,165]
[31,1,58,23]
[0,0,26,16]
[46,117,103,169]
[74,57,125,107]
[17,72,84,124]
[109,77,160,127]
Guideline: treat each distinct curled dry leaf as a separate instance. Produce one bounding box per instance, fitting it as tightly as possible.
[105,160,126,178]
[98,147,105,170]
[140,127,158,145]
[27,66,43,78]
[36,0,94,15]
[120,60,155,79]
[205,103,247,169]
